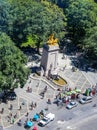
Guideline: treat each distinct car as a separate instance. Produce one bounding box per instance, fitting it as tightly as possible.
[66,101,78,109]
[38,113,55,127]
[79,96,92,104]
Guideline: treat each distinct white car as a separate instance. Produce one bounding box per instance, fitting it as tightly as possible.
[66,101,78,109]
[79,96,92,104]
[38,113,55,126]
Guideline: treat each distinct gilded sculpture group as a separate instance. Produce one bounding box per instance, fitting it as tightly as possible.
[47,34,58,46]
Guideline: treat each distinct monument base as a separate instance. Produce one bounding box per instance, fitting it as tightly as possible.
[41,44,59,77]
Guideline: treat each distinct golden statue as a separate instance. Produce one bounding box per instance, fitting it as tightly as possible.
[47,34,58,46]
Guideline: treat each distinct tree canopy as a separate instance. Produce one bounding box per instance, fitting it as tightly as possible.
[64,0,97,47]
[47,0,66,8]
[7,0,66,51]
[0,33,30,91]
[83,26,97,61]
[0,0,10,32]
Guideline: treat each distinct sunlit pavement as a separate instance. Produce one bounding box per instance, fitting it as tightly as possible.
[1,53,97,129]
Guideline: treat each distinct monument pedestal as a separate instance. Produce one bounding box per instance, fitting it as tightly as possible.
[41,44,59,76]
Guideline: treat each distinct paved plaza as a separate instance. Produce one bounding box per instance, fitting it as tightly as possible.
[0,53,97,129]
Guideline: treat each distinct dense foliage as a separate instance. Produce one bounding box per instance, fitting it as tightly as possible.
[7,0,66,51]
[0,33,30,91]
[64,0,97,61]
[47,0,66,8]
[84,26,97,62]
[65,0,97,43]
[0,0,10,32]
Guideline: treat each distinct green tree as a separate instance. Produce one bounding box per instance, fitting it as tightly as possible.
[47,0,66,8]
[0,0,10,32]
[83,26,97,61]
[7,0,66,52]
[0,33,30,91]
[21,35,38,48]
[64,0,97,48]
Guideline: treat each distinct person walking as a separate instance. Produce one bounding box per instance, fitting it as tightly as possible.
[34,102,37,108]
[33,125,37,130]
[12,117,15,124]
[47,99,51,104]
[10,104,13,110]
[44,86,47,92]
[26,112,29,117]
[14,113,17,118]
[1,108,4,114]
[19,105,22,110]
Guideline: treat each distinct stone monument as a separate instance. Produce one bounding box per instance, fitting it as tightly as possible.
[41,34,59,76]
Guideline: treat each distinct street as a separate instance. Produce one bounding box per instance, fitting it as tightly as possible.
[5,95,97,130]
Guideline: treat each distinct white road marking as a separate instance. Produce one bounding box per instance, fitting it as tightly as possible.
[57,120,66,124]
[66,126,77,129]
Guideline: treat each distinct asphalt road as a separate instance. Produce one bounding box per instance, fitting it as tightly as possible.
[5,96,97,130]
[77,115,97,130]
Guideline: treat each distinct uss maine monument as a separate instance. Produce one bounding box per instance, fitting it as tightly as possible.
[41,34,59,76]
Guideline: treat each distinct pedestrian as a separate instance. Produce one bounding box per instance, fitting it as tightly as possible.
[42,93,44,99]
[55,95,58,99]
[33,125,37,130]
[47,99,51,104]
[25,118,28,123]
[31,106,33,110]
[14,113,17,118]
[34,102,37,108]
[31,101,33,107]
[9,112,12,121]
[7,115,11,122]
[10,112,12,117]
[45,106,48,111]
[27,86,30,92]
[36,83,39,87]
[12,117,14,124]
[19,105,22,110]
[1,108,4,114]
[57,88,61,91]
[26,112,29,117]
[22,100,25,105]
[18,119,22,126]
[40,110,44,116]
[44,86,47,91]
[10,104,13,110]
[30,118,33,122]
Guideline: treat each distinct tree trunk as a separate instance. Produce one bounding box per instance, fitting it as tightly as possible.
[36,42,40,54]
